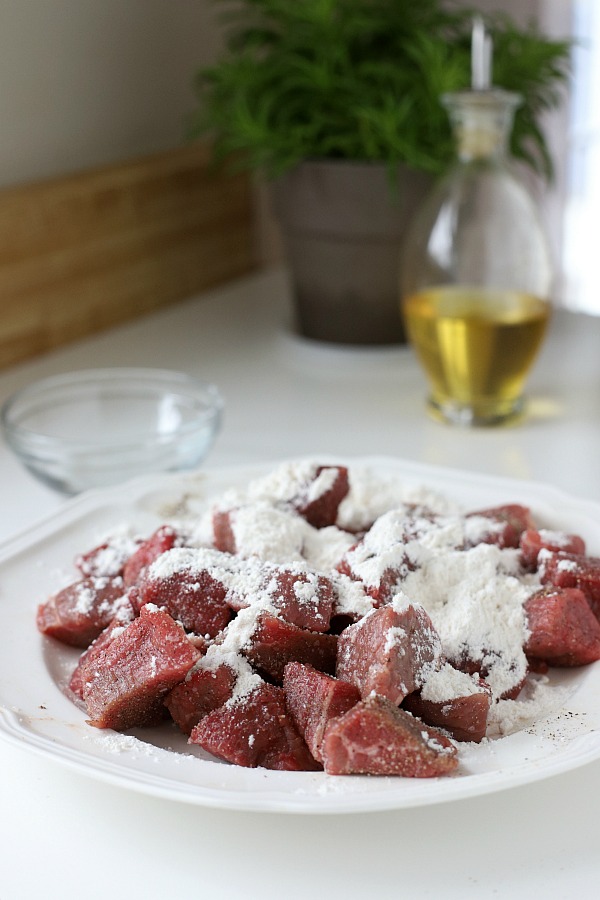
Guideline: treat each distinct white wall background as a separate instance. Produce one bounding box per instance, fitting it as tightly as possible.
[2,0,597,313]
[0,0,221,188]
[0,0,572,190]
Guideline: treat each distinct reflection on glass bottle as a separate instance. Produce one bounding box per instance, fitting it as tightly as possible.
[402,85,552,427]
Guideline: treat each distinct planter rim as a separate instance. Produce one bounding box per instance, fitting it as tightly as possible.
[269,158,431,177]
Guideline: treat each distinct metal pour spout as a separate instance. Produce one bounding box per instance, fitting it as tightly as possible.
[471,16,492,91]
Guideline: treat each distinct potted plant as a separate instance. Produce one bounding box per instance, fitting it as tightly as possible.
[189,0,571,344]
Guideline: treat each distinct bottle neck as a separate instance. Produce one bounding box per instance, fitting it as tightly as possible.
[442,89,521,163]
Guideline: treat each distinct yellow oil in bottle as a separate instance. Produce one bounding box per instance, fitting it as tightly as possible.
[403,286,550,425]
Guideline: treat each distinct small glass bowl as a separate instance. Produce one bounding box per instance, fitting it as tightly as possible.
[1,368,223,495]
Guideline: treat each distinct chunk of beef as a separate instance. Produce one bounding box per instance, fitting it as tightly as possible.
[496,677,526,701]
[136,567,231,638]
[450,651,526,701]
[524,586,600,667]
[122,525,180,587]
[189,682,321,771]
[75,534,141,578]
[165,664,236,735]
[538,550,600,619]
[336,508,435,605]
[136,548,333,637]
[243,612,338,682]
[520,528,586,571]
[69,612,134,699]
[321,694,458,777]
[336,601,443,705]
[402,664,491,743]
[36,575,132,648]
[467,504,534,549]
[210,501,308,563]
[82,606,200,730]
[292,465,349,528]
[212,509,236,553]
[283,662,360,762]
[337,552,403,607]
[403,691,490,743]
[264,566,334,633]
[329,572,376,626]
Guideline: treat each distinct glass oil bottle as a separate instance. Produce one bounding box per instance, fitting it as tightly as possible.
[402,19,552,426]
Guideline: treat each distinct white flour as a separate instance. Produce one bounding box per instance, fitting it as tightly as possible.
[195,462,561,729]
[100,460,578,743]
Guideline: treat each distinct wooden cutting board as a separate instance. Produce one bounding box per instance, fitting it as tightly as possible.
[0,142,256,370]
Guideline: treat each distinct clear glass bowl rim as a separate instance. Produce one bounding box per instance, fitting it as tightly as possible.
[0,367,224,456]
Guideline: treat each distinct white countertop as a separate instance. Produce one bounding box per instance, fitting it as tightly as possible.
[1,266,599,899]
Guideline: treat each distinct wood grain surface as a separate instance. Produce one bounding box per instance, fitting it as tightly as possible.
[0,143,257,369]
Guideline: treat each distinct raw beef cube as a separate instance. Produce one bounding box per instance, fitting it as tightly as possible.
[450,651,525,701]
[336,552,405,607]
[403,691,490,743]
[321,694,458,777]
[136,568,231,638]
[212,509,236,553]
[402,664,491,743]
[122,525,180,587]
[165,664,236,735]
[496,677,526,702]
[242,612,338,682]
[82,606,201,730]
[75,534,141,578]
[189,682,321,771]
[292,465,350,528]
[283,662,360,762]
[467,504,533,549]
[209,502,309,563]
[524,587,600,666]
[69,612,134,699]
[527,657,550,675]
[336,601,443,705]
[330,572,376,626]
[520,528,586,571]
[336,509,430,605]
[538,550,600,619]
[266,567,334,633]
[36,575,132,648]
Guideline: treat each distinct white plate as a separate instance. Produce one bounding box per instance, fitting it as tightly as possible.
[2,456,600,814]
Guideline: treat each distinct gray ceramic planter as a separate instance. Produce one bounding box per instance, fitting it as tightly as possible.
[269,159,433,345]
